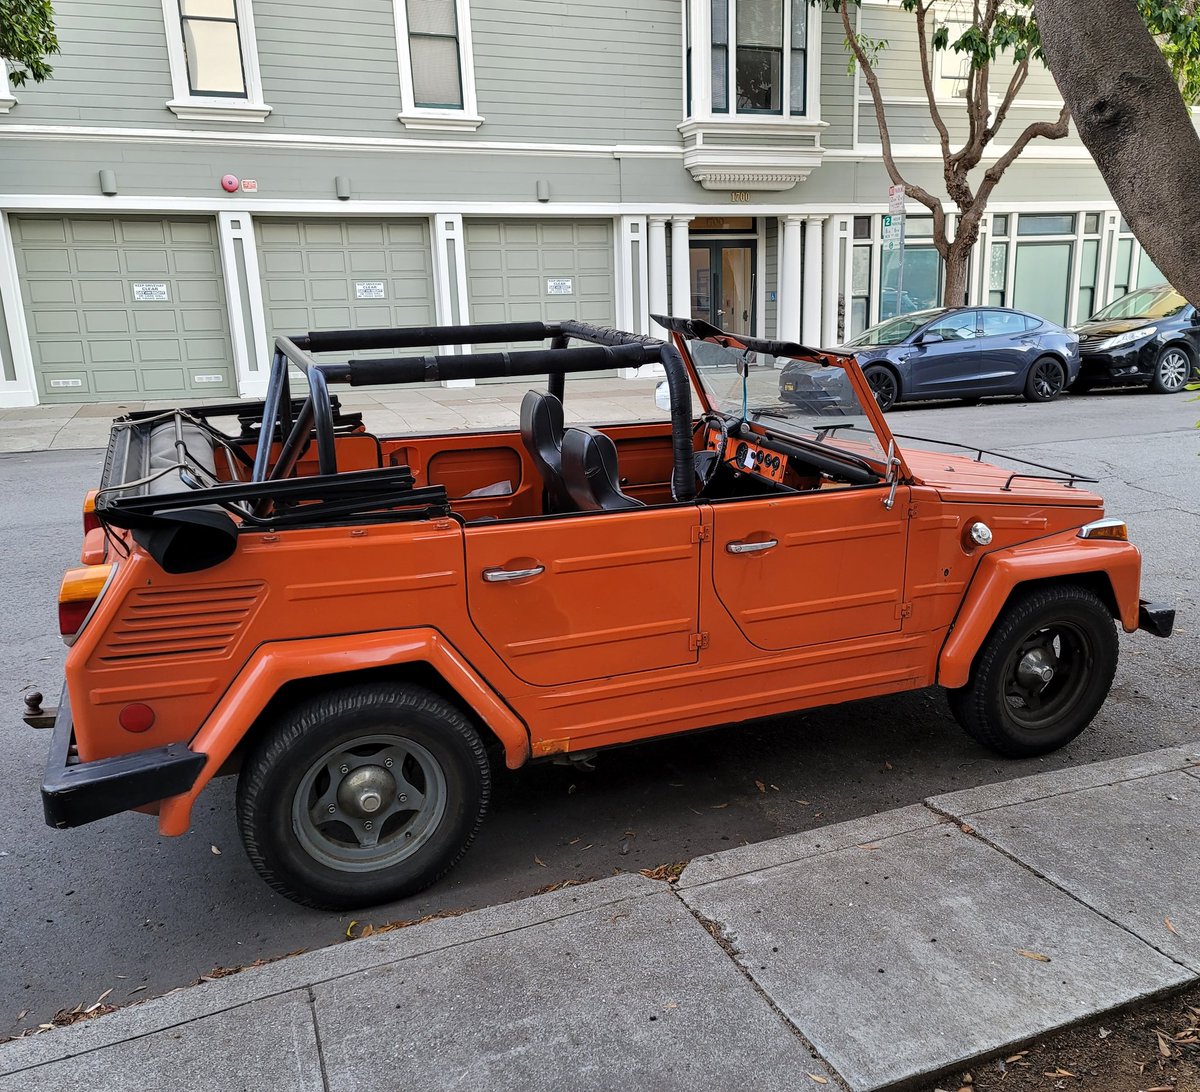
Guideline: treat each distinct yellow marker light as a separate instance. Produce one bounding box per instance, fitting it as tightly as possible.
[58,563,116,643]
[1077,518,1128,541]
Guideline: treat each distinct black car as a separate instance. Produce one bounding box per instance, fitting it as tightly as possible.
[783,307,1081,412]
[1072,284,1199,394]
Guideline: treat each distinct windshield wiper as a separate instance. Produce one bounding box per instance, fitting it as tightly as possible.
[807,422,856,441]
[751,407,799,420]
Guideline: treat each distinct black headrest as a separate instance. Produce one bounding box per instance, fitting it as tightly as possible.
[520,390,564,453]
[561,427,645,512]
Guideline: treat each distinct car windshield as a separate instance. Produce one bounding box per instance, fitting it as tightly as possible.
[1090,286,1187,321]
[844,309,946,347]
[685,339,888,464]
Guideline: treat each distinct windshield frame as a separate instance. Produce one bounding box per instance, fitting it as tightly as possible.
[844,308,946,348]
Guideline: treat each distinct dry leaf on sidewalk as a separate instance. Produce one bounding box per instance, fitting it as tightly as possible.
[534,855,546,867]
[806,1076,828,1085]
[755,780,766,793]
[1043,1068,1074,1078]
[857,842,880,851]
[210,844,221,855]
[960,823,974,835]
[1015,948,1051,962]
[1165,916,1179,935]
[1156,1030,1173,1057]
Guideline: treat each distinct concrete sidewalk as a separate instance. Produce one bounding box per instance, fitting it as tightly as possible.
[2,746,1198,1092]
[0,378,665,454]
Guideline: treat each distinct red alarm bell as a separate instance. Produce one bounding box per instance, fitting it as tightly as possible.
[221,174,239,193]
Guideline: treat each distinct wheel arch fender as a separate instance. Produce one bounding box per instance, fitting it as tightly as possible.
[865,360,903,399]
[937,534,1142,690]
[156,629,530,837]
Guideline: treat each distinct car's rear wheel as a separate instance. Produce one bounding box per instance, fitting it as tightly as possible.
[863,365,899,411]
[1023,356,1066,402]
[1149,344,1192,393]
[237,682,490,909]
[946,584,1118,758]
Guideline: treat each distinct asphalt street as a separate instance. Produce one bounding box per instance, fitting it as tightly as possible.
[1,386,1196,1036]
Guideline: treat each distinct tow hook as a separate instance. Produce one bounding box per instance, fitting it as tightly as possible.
[22,691,56,730]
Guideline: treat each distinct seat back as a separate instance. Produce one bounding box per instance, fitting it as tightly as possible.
[519,390,573,513]
[561,426,646,512]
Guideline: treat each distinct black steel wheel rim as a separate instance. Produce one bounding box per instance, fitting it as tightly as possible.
[1031,359,1063,399]
[1001,620,1093,731]
[867,369,897,409]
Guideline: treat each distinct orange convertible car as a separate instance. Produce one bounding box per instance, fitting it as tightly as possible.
[33,316,1172,908]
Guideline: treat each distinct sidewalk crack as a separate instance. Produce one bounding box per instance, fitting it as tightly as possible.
[307,987,332,1092]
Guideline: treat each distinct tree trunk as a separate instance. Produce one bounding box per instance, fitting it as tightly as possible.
[942,246,971,309]
[1034,0,1200,305]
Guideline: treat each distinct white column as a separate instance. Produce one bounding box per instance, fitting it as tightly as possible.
[647,215,669,337]
[778,214,804,344]
[432,213,473,386]
[822,215,841,345]
[801,215,825,346]
[0,210,38,407]
[670,215,691,319]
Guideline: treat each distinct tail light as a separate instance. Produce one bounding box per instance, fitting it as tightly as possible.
[59,563,116,645]
[82,490,100,534]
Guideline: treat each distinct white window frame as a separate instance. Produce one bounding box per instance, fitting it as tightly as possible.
[934,18,972,101]
[691,0,820,124]
[0,60,17,114]
[393,0,483,131]
[161,0,272,122]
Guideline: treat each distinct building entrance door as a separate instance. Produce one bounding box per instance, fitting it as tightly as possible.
[690,241,756,334]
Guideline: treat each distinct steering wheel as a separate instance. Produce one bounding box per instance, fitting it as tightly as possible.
[695,412,729,494]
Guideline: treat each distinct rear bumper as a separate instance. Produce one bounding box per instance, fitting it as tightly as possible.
[40,684,206,829]
[1137,599,1175,638]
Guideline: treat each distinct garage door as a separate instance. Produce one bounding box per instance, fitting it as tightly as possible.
[13,216,235,403]
[465,219,615,364]
[257,219,436,352]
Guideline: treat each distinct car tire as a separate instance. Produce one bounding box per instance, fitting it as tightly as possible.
[1023,356,1067,402]
[863,365,899,411]
[945,584,1118,758]
[1070,375,1094,395]
[1149,344,1192,394]
[237,682,490,909]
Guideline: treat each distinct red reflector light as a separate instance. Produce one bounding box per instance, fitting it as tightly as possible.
[58,599,92,637]
[118,703,156,733]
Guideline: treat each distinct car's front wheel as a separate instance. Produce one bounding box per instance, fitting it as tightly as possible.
[863,364,899,411]
[237,682,490,909]
[946,584,1118,758]
[1149,344,1192,394]
[1023,356,1066,402]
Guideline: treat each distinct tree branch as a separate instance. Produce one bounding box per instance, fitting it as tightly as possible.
[984,58,1030,143]
[976,104,1071,205]
[914,1,952,164]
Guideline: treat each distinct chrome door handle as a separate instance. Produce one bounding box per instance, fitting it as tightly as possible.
[726,539,777,554]
[483,565,544,583]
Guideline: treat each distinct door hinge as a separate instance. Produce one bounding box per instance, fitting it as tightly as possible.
[896,602,913,620]
[689,631,710,651]
[691,524,712,543]
[906,502,919,519]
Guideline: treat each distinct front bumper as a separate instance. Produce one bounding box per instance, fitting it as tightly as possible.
[1137,599,1175,638]
[40,684,206,829]
[1078,343,1156,383]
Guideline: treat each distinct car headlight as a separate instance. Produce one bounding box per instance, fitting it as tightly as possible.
[1094,326,1156,351]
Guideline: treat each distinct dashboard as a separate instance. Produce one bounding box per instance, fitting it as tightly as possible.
[705,428,787,485]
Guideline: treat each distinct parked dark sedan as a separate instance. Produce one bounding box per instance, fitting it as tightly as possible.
[782,307,1081,411]
[1072,284,1199,394]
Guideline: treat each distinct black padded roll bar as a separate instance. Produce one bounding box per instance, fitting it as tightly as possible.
[343,343,652,385]
[302,322,558,353]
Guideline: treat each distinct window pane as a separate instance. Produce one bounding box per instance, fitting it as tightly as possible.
[1012,242,1072,325]
[1076,286,1094,320]
[711,44,728,111]
[880,246,940,319]
[790,0,807,48]
[182,19,245,95]
[1017,213,1076,236]
[738,0,782,46]
[411,36,463,107]
[852,215,871,240]
[851,246,870,294]
[711,0,728,45]
[736,46,781,110]
[991,214,1008,237]
[850,297,868,337]
[989,243,1007,292]
[180,0,234,15]
[988,290,1004,307]
[789,47,805,113]
[980,310,1024,337]
[1114,238,1133,297]
[905,217,933,238]
[928,311,978,339]
[407,0,457,36]
[1137,251,1166,288]
[1084,212,1100,234]
[1077,238,1098,289]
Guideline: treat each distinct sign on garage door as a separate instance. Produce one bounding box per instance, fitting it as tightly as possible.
[13,216,235,403]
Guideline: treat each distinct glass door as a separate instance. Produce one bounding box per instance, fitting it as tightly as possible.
[690,240,756,334]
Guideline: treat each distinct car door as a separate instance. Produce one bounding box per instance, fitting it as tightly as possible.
[464,506,703,687]
[976,309,1040,393]
[901,310,981,397]
[707,485,910,652]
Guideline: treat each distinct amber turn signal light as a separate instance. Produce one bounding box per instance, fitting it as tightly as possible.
[82,490,100,534]
[58,563,115,644]
[1077,518,1128,541]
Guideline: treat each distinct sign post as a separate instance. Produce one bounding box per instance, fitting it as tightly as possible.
[886,184,907,319]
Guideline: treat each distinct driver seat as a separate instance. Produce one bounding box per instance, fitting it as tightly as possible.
[561,427,645,512]
[520,390,574,513]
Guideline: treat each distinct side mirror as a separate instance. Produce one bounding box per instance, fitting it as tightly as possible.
[654,380,671,411]
[916,332,944,345]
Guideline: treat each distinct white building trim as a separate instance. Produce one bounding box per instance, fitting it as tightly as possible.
[216,210,270,398]
[160,0,272,122]
[431,212,474,384]
[0,211,38,407]
[0,60,17,114]
[393,0,483,132]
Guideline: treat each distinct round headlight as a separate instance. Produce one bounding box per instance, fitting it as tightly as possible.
[968,521,993,546]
